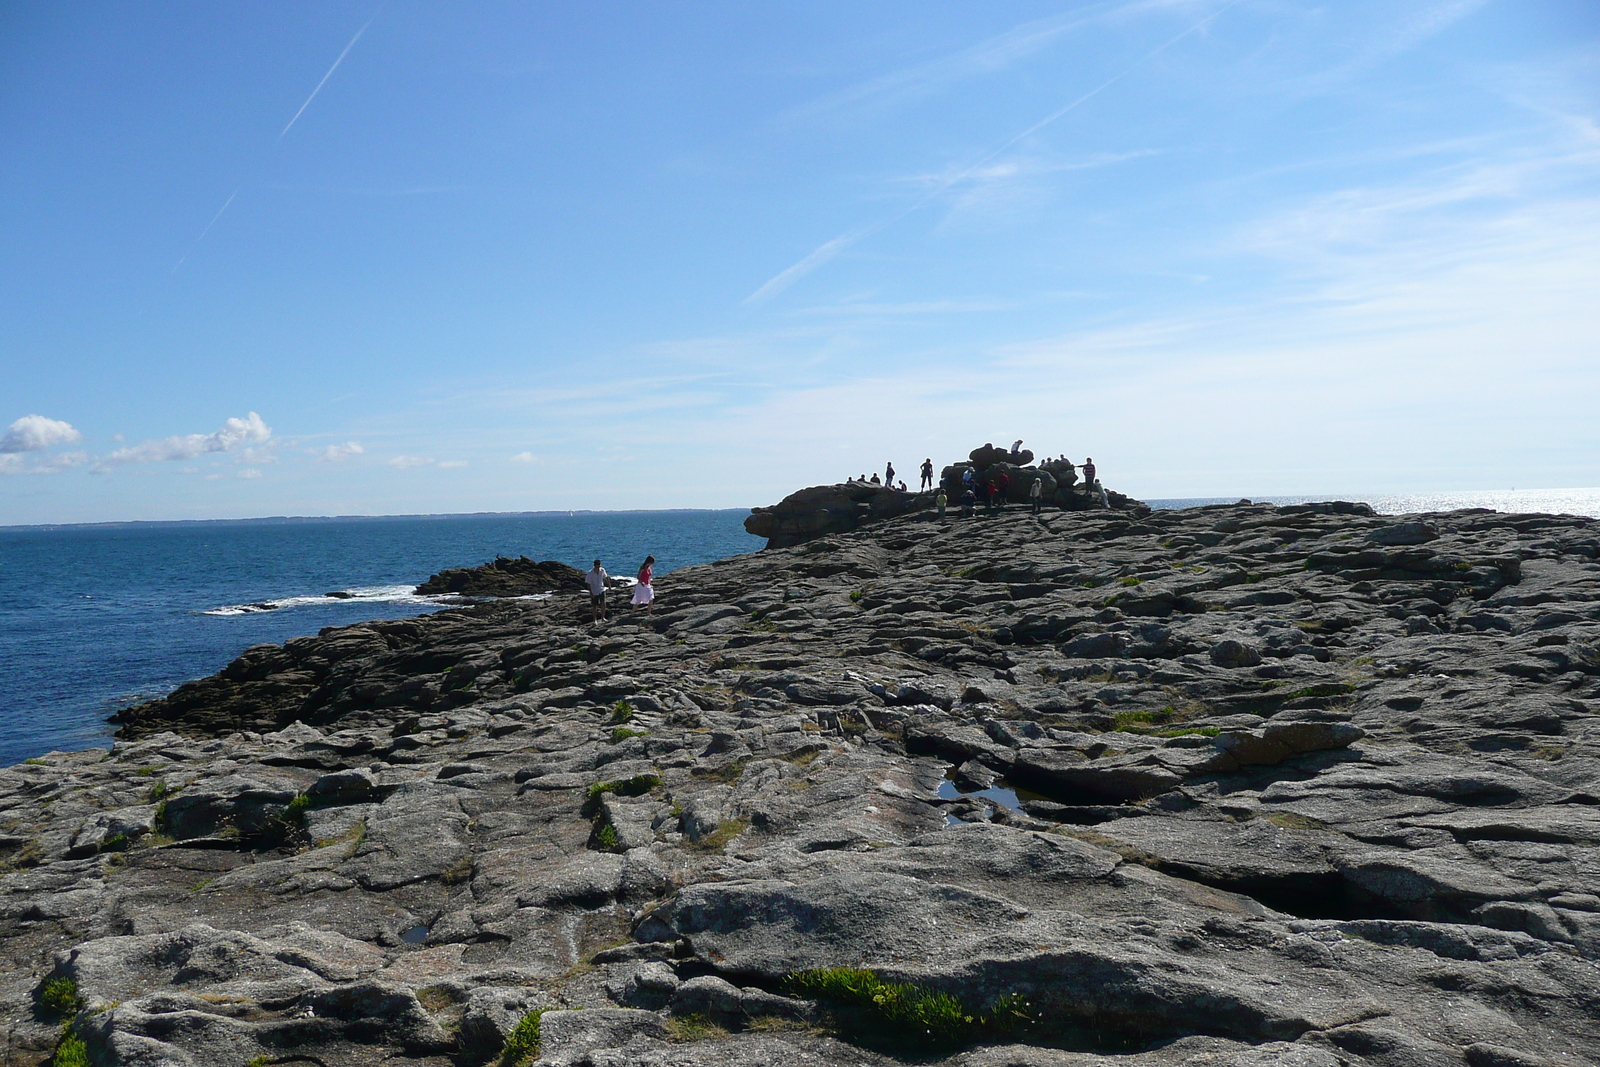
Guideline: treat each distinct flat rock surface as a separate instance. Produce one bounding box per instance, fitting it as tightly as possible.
[5,501,1600,1066]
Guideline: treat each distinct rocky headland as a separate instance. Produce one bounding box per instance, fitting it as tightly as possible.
[5,492,1600,1067]
[415,557,587,598]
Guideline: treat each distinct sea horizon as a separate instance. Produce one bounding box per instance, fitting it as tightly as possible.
[6,485,1600,532]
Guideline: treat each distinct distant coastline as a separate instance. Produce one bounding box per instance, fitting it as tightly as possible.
[7,488,1599,532]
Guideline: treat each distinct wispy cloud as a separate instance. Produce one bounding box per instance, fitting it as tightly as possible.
[387,455,434,469]
[744,228,875,304]
[789,0,1216,121]
[281,13,379,139]
[316,441,365,461]
[98,412,272,468]
[1300,0,1491,90]
[0,451,86,476]
[748,2,1239,304]
[1,415,82,453]
[172,189,239,271]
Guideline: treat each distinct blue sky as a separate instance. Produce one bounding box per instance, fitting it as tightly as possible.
[2,1,1597,523]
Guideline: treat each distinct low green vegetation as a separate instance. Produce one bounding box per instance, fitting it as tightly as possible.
[667,1012,728,1042]
[686,818,748,853]
[690,757,749,784]
[38,977,84,1018]
[23,757,48,766]
[147,780,170,802]
[583,773,663,814]
[499,1007,551,1067]
[609,700,633,724]
[1117,576,1144,586]
[51,1023,89,1067]
[784,968,1029,1054]
[594,824,623,852]
[611,727,648,744]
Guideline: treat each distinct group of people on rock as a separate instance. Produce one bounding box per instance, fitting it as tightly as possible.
[852,441,1105,519]
[583,556,654,624]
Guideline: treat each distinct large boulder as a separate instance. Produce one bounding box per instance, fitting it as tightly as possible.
[969,443,1034,468]
[745,482,927,549]
[416,557,584,596]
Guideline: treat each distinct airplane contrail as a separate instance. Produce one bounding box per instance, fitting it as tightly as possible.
[172,188,239,271]
[744,0,1244,305]
[280,15,376,139]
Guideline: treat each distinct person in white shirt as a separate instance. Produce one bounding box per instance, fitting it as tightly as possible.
[585,560,609,623]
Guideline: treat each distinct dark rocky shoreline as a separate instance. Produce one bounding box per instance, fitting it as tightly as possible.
[4,496,1599,1067]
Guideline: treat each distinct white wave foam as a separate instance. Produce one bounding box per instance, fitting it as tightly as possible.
[203,584,553,617]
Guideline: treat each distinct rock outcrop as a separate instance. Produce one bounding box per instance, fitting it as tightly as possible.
[744,480,928,548]
[747,444,1147,550]
[6,500,1600,1067]
[416,556,585,596]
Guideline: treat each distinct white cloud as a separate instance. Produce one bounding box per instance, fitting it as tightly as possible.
[100,412,272,467]
[388,455,434,469]
[317,441,365,462]
[1,415,83,453]
[509,451,540,464]
[237,468,262,479]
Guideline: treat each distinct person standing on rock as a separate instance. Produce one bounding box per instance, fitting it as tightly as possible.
[995,469,1010,510]
[885,461,895,487]
[1082,457,1097,497]
[935,487,947,520]
[631,555,655,614]
[1029,476,1044,516]
[920,458,934,491]
[585,559,609,623]
[961,487,976,517]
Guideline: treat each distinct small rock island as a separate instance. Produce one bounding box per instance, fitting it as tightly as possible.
[3,467,1598,1067]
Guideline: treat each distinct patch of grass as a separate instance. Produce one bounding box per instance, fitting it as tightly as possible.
[99,833,131,853]
[668,1012,729,1042]
[685,818,748,853]
[610,700,634,724]
[1110,710,1159,730]
[38,977,85,1018]
[133,766,160,777]
[147,780,170,802]
[1154,726,1221,738]
[23,757,48,766]
[611,727,648,744]
[1117,576,1144,587]
[783,967,1030,1054]
[849,589,864,602]
[594,823,623,853]
[499,1007,551,1067]
[690,757,750,784]
[416,985,456,1012]
[191,877,214,892]
[583,773,663,814]
[51,1023,90,1067]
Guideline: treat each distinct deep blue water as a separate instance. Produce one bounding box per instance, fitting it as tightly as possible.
[0,511,762,767]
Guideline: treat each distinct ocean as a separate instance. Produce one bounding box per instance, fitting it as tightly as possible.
[0,511,762,767]
[3,488,1597,768]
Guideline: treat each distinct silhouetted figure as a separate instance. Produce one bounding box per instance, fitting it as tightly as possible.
[885,461,896,486]
[920,458,934,490]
